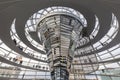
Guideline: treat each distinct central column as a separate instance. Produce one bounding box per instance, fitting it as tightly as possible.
[37,14,82,80]
[51,66,69,80]
[46,28,73,80]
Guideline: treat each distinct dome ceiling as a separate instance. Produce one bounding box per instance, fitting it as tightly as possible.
[0,0,120,80]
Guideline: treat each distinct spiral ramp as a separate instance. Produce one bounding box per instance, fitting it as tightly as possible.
[0,0,120,80]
